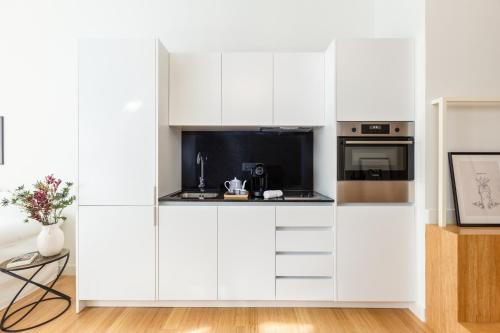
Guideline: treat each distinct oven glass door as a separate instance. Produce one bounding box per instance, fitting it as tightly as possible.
[338,138,414,180]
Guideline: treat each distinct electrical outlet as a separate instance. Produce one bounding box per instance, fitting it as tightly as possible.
[242,162,257,172]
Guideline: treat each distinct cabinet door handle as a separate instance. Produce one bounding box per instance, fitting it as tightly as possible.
[153,186,157,226]
[153,206,157,226]
[345,140,413,145]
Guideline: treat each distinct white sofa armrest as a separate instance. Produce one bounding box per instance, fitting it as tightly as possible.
[0,195,40,247]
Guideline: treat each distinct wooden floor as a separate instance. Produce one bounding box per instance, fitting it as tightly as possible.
[0,277,429,333]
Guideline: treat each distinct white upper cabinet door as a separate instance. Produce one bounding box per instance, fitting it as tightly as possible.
[222,53,273,126]
[169,53,222,125]
[78,39,156,206]
[158,206,218,300]
[336,39,414,121]
[336,205,415,302]
[78,206,155,300]
[274,53,325,126]
[218,206,275,300]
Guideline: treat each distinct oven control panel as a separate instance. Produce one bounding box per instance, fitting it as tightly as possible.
[361,124,390,134]
[338,121,414,137]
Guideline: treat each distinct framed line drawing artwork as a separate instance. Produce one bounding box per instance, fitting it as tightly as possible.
[449,152,500,227]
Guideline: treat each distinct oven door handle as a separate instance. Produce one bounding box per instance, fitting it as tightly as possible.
[345,140,414,145]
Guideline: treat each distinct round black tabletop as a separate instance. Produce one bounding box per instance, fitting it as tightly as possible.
[0,249,70,272]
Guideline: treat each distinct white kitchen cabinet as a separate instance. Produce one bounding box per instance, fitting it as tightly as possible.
[218,206,275,300]
[78,206,155,300]
[276,254,334,277]
[276,230,334,252]
[276,278,334,301]
[336,39,414,121]
[222,53,273,125]
[158,206,217,300]
[78,39,156,206]
[274,53,325,126]
[169,53,221,125]
[276,205,334,227]
[336,205,415,302]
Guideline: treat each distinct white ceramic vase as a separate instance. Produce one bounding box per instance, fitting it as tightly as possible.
[37,223,64,257]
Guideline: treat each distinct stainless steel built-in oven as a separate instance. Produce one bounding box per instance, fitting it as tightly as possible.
[337,122,415,203]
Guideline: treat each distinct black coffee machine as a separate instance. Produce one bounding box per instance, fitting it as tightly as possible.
[250,163,268,197]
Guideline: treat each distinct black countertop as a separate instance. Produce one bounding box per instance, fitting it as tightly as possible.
[159,190,334,203]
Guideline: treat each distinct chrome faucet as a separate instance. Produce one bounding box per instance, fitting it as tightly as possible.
[196,152,206,191]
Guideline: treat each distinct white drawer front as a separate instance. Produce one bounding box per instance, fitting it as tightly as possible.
[276,206,334,227]
[276,230,334,252]
[276,254,334,277]
[276,278,334,301]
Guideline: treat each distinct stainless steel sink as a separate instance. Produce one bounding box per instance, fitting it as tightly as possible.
[284,196,321,201]
[178,192,219,199]
[283,191,322,201]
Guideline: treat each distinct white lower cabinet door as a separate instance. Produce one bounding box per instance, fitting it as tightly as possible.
[276,254,334,277]
[276,278,334,301]
[336,205,415,302]
[218,206,275,300]
[78,206,155,300]
[276,205,334,227]
[158,206,217,300]
[276,230,334,252]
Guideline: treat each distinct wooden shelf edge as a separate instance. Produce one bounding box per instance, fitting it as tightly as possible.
[431,96,500,106]
[431,97,445,105]
[460,322,500,333]
[442,225,500,236]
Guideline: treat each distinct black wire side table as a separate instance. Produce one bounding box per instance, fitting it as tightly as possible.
[0,249,71,332]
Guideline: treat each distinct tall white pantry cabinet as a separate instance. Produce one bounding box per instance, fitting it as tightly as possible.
[78,39,164,301]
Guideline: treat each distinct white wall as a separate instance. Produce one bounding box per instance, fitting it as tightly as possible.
[426,0,500,215]
[374,0,421,38]
[0,0,375,272]
[74,0,374,50]
[0,2,78,273]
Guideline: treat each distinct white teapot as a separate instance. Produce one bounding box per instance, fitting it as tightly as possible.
[224,177,247,194]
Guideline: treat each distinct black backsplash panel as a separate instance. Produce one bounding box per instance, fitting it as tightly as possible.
[182,131,313,191]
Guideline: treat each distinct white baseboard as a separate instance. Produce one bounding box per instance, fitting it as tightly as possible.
[426,208,456,225]
[83,300,412,308]
[409,302,425,321]
[62,264,76,276]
